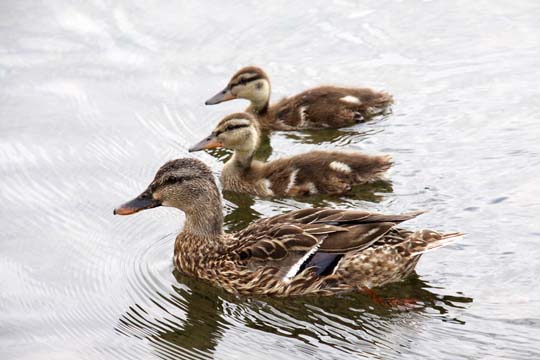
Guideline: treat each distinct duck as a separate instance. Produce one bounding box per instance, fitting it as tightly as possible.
[188,113,392,197]
[205,66,393,131]
[113,157,463,297]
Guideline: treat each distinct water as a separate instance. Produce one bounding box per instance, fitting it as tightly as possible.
[1,0,540,358]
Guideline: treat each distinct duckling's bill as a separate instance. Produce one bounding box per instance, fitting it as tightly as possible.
[205,87,235,105]
[189,133,224,152]
[113,190,161,215]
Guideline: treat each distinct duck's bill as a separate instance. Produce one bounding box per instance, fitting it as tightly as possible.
[205,88,235,105]
[113,192,161,215]
[188,134,224,152]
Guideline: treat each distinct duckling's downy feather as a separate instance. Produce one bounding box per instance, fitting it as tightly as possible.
[192,113,392,197]
[206,66,393,131]
[257,85,393,131]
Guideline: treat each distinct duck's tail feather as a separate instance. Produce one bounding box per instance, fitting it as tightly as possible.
[376,91,394,106]
[410,231,465,256]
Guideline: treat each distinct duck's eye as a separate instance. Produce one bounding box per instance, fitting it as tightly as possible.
[161,176,185,187]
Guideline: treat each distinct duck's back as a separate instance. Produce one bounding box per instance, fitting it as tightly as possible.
[221,208,459,296]
[260,150,392,196]
[260,86,392,130]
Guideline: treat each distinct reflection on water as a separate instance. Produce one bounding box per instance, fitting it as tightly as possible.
[117,272,226,359]
[223,180,394,231]
[117,271,472,359]
[223,191,260,231]
[281,114,390,146]
[283,127,377,146]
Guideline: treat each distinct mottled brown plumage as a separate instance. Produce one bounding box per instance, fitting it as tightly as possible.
[189,113,392,197]
[205,66,393,131]
[114,158,463,297]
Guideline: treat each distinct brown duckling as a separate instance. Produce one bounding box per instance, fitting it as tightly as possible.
[189,113,392,197]
[114,157,462,297]
[205,66,393,131]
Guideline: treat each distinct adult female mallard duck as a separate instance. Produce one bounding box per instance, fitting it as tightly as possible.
[188,113,392,197]
[114,158,462,297]
[205,66,393,131]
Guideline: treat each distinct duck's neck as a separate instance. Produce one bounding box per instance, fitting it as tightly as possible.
[177,189,224,253]
[183,209,223,239]
[230,148,255,172]
[248,100,269,115]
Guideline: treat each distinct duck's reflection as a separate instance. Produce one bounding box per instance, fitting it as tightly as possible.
[222,191,261,232]
[281,127,375,146]
[115,273,472,359]
[154,272,227,354]
[222,179,394,232]
[115,271,229,358]
[279,111,391,146]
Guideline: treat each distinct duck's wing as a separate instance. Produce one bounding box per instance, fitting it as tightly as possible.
[234,208,424,279]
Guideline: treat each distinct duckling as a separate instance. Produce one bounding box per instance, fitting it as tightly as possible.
[114,157,462,297]
[205,66,392,131]
[189,113,392,197]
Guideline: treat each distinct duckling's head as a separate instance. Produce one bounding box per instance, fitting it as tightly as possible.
[205,66,270,109]
[114,158,220,216]
[189,113,260,154]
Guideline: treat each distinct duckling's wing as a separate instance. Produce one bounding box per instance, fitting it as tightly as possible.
[277,87,392,128]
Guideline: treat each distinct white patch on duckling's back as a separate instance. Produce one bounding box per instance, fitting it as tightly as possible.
[298,106,308,126]
[261,179,274,196]
[307,182,318,194]
[329,161,352,174]
[285,169,299,193]
[340,95,361,104]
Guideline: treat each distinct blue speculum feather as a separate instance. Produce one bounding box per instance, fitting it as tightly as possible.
[299,252,344,276]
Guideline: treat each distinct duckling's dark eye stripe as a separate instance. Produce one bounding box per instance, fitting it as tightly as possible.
[215,124,249,135]
[225,124,249,132]
[230,75,262,88]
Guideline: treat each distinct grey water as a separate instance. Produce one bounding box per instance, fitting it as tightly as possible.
[1,0,540,359]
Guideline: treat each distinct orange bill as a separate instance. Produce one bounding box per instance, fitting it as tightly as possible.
[113,191,161,215]
[188,133,224,152]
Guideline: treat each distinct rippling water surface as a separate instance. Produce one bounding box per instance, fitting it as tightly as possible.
[1,1,540,359]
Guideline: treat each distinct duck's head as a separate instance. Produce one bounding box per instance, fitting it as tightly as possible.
[114,158,219,216]
[205,66,270,109]
[189,113,260,154]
